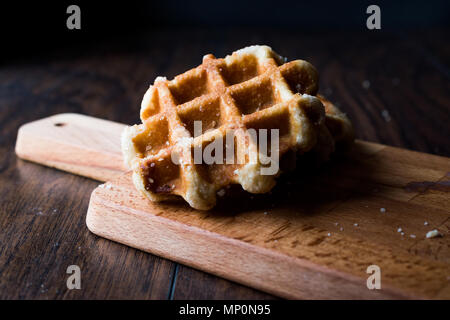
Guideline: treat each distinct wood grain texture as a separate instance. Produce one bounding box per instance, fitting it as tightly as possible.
[16,113,450,298]
[1,28,449,299]
[171,265,278,300]
[16,113,126,182]
[0,158,175,299]
[86,139,450,299]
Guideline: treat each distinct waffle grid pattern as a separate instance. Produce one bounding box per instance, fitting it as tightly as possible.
[122,46,353,210]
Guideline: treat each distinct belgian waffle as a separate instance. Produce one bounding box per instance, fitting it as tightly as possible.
[309,95,354,163]
[122,45,353,210]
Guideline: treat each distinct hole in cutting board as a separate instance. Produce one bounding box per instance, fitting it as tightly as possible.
[54,122,66,127]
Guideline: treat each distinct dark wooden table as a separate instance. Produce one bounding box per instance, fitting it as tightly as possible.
[1,27,449,299]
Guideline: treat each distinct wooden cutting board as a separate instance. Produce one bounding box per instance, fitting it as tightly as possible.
[15,113,450,299]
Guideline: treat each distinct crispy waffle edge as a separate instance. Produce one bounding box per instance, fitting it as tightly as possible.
[122,45,354,210]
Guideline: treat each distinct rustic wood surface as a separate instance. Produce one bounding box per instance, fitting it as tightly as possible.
[15,113,127,182]
[15,113,450,298]
[85,141,450,300]
[1,28,449,299]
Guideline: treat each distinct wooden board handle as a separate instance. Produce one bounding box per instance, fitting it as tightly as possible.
[15,113,450,299]
[15,113,128,181]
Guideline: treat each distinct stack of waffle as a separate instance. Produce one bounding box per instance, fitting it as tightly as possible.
[122,45,354,210]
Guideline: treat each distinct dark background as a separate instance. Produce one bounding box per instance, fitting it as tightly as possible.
[0,1,449,300]
[1,0,450,60]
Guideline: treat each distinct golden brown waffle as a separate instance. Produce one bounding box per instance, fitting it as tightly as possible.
[310,95,354,163]
[317,95,353,146]
[122,45,353,210]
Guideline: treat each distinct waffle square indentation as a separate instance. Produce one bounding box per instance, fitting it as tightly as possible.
[230,79,278,115]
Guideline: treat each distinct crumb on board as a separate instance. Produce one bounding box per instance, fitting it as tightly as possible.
[424,221,429,226]
[327,233,331,237]
[380,207,386,213]
[217,189,225,197]
[410,234,416,239]
[426,229,443,239]
[354,223,358,227]
[397,227,402,233]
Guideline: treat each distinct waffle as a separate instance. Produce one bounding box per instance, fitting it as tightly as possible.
[309,95,354,163]
[122,45,353,210]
